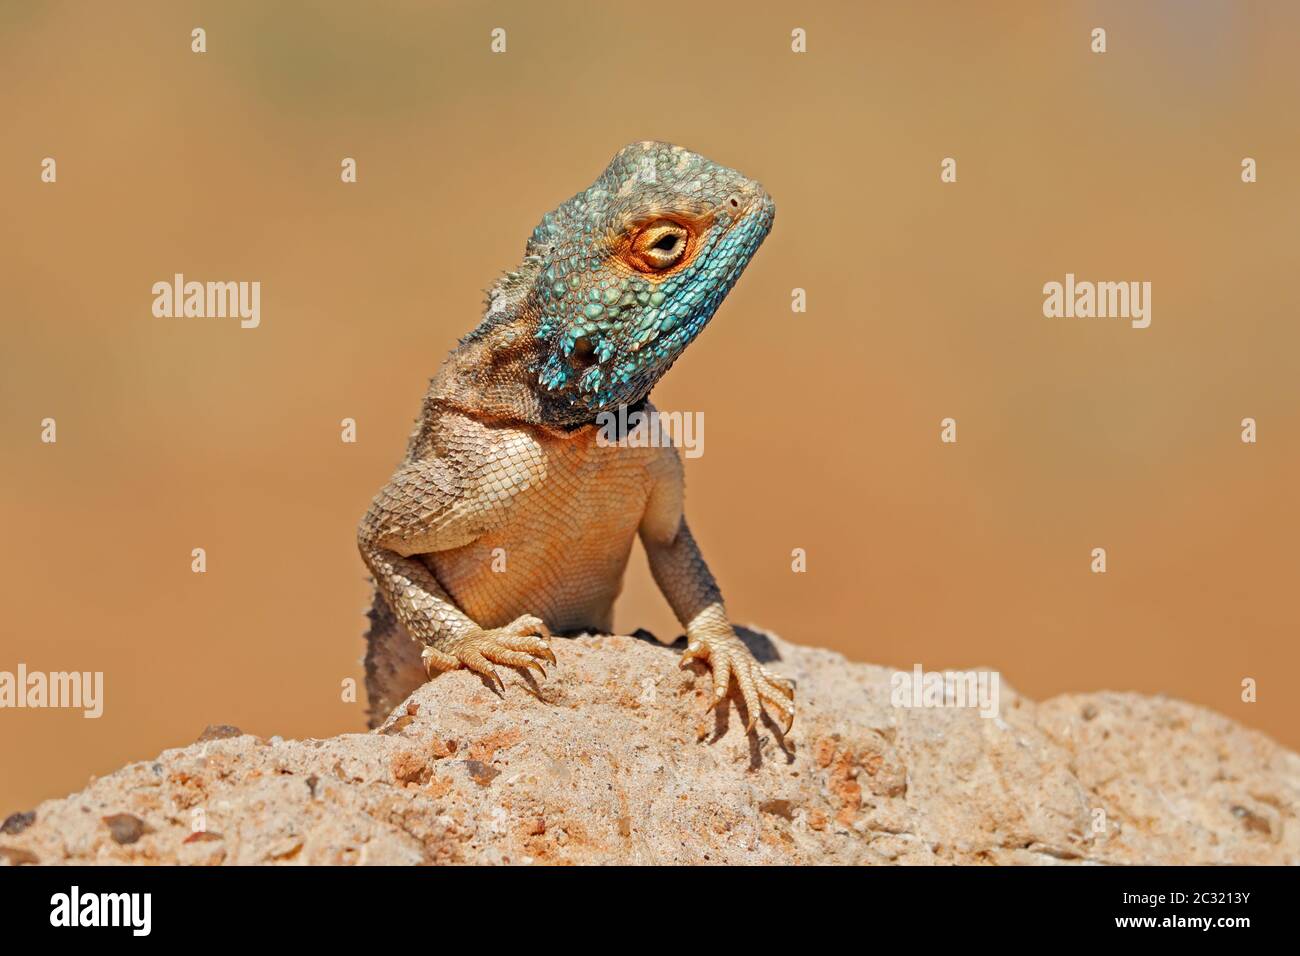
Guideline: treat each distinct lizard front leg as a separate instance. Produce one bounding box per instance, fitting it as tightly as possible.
[361,543,555,688]
[640,450,795,734]
[357,426,555,692]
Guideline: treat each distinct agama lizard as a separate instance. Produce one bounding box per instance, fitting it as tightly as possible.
[357,142,792,736]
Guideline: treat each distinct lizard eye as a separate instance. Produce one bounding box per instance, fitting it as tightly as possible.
[630,220,690,272]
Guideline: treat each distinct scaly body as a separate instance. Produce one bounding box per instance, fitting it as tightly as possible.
[358,142,792,734]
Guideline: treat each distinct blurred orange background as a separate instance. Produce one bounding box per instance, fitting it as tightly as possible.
[2,1,1297,815]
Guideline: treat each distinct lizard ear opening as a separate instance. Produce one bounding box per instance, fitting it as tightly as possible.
[571,336,597,366]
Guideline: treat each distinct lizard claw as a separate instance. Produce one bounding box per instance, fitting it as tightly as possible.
[681,633,795,736]
[423,614,556,686]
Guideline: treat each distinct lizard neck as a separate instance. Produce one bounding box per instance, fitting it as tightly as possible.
[423,326,651,439]
[425,318,551,427]
[421,252,564,430]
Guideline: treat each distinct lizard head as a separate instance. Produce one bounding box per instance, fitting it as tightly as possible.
[512,141,774,427]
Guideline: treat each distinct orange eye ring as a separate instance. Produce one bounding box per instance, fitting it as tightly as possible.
[628,220,691,272]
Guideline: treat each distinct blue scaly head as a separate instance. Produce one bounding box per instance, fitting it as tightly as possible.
[454,142,775,430]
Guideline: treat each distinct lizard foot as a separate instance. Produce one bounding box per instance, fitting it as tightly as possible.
[681,633,795,735]
[421,615,556,690]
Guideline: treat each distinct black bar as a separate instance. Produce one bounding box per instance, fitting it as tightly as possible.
[0,865,1284,940]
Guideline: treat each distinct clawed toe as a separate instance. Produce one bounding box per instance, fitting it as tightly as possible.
[682,634,796,737]
[424,615,557,687]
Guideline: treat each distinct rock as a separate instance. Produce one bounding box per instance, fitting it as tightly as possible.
[0,847,39,866]
[0,811,35,836]
[195,724,245,743]
[102,813,148,845]
[1,630,1296,865]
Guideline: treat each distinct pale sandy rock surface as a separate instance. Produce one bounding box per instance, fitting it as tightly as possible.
[2,629,1297,865]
